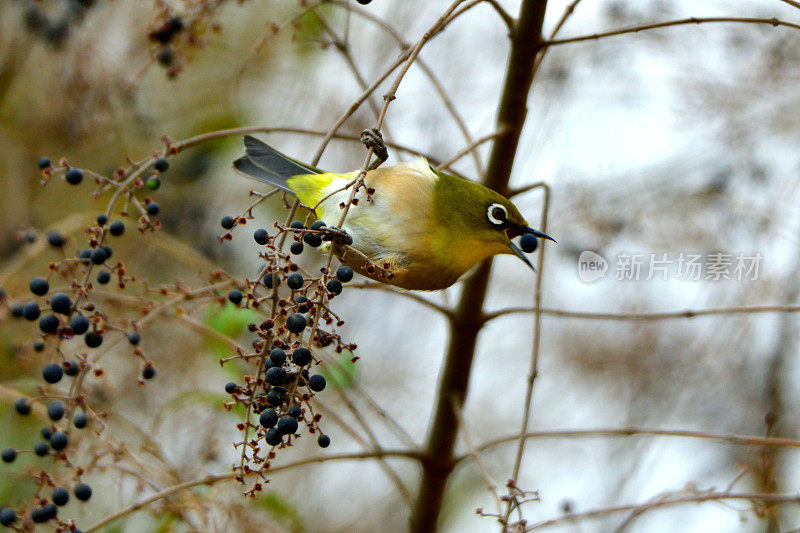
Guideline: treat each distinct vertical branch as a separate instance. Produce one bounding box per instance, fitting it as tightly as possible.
[409,1,550,531]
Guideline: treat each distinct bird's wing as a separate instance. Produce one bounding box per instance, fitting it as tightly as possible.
[232,136,323,192]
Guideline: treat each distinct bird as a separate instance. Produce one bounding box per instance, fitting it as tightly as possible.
[233,135,554,291]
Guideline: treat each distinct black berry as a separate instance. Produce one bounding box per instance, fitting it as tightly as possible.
[1,448,16,463]
[47,230,65,248]
[266,387,286,407]
[41,427,53,440]
[10,303,23,318]
[39,314,59,334]
[31,506,48,523]
[22,302,41,321]
[303,233,322,247]
[146,202,160,216]
[228,290,243,305]
[336,265,354,283]
[38,157,51,169]
[290,221,304,230]
[78,249,92,263]
[47,401,65,421]
[286,314,306,334]
[265,428,282,446]
[263,273,281,289]
[292,347,312,366]
[265,366,285,385]
[356,0,372,5]
[310,220,326,230]
[253,228,269,245]
[14,398,30,415]
[287,405,302,419]
[69,315,90,335]
[220,216,235,230]
[84,331,103,348]
[42,503,57,520]
[127,332,141,345]
[102,245,113,259]
[317,434,331,448]
[34,441,50,456]
[43,363,63,383]
[294,296,309,313]
[520,233,539,253]
[30,277,49,296]
[65,168,83,185]
[308,374,326,392]
[50,292,72,314]
[96,213,108,225]
[277,416,298,435]
[33,340,46,352]
[259,408,278,428]
[269,348,286,366]
[287,273,304,290]
[224,382,237,394]
[0,507,16,526]
[52,487,70,506]
[90,247,107,264]
[326,279,343,295]
[290,242,304,255]
[109,220,125,236]
[96,270,111,284]
[73,412,88,429]
[49,432,68,450]
[142,365,156,380]
[154,157,170,171]
[74,483,92,501]
[63,359,80,376]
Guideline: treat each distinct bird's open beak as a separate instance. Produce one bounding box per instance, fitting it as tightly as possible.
[506,225,556,271]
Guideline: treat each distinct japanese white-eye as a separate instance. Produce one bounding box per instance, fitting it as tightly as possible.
[233,136,554,290]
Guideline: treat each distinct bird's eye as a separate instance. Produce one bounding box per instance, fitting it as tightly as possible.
[487,203,507,226]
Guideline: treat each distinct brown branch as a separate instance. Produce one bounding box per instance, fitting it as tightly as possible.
[524,491,800,531]
[481,304,800,323]
[409,1,550,531]
[544,17,800,47]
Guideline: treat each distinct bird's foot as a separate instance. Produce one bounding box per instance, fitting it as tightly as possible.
[321,226,354,246]
[360,128,388,170]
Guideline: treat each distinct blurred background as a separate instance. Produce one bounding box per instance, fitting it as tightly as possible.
[1,0,800,531]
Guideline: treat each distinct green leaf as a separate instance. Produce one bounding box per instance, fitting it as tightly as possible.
[321,351,360,389]
[256,492,305,532]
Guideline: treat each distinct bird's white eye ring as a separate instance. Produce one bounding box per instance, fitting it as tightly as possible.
[487,203,507,226]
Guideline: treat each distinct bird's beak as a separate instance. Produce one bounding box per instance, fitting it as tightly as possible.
[506,225,556,271]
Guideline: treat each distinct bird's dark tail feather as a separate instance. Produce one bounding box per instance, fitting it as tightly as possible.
[232,135,320,192]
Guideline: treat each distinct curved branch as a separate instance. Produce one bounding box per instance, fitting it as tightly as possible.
[544,17,800,47]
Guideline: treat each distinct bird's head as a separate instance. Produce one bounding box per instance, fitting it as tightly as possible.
[431,171,555,271]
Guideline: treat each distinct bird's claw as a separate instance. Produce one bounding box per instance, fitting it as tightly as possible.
[360,128,388,169]
[321,226,353,246]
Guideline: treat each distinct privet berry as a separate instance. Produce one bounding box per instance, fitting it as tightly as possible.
[63,359,80,376]
[265,428,282,446]
[292,347,312,366]
[34,441,50,456]
[266,387,286,407]
[303,233,322,247]
[22,302,41,321]
[310,220,326,230]
[253,228,269,245]
[259,408,277,428]
[326,279,343,295]
[42,363,63,384]
[33,340,45,352]
[38,157,51,169]
[142,365,156,380]
[269,348,287,366]
[109,220,125,236]
[39,314,59,334]
[47,401,65,421]
[74,483,92,501]
[289,242,304,255]
[78,249,92,263]
[14,398,30,415]
[69,315,90,335]
[65,168,83,185]
[47,230,65,248]
[317,434,331,448]
[154,157,170,172]
[50,292,72,314]
[336,265,354,283]
[84,331,103,348]
[146,202,160,216]
[49,432,68,450]
[220,216,235,230]
[97,270,111,284]
[52,487,70,506]
[295,296,309,313]
[146,177,161,190]
[265,367,285,385]
[90,247,107,264]
[277,416,298,435]
[96,213,108,225]
[286,273,304,290]
[308,374,327,392]
[30,277,49,296]
[1,448,17,463]
[41,427,53,440]
[287,405,302,419]
[228,290,243,305]
[290,221,304,230]
[10,303,23,318]
[0,507,16,526]
[127,332,141,345]
[263,273,280,289]
[520,233,539,254]
[73,412,89,429]
[102,245,113,259]
[286,314,307,334]
[225,382,237,394]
